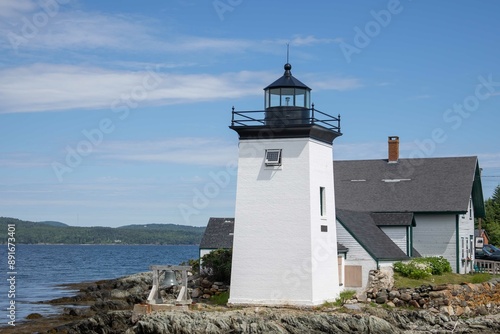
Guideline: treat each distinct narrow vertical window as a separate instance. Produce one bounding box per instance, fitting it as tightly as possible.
[469,198,472,219]
[461,237,465,259]
[469,238,473,258]
[465,237,470,258]
[320,187,326,217]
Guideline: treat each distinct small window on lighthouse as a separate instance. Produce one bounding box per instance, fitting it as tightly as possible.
[320,187,326,217]
[265,149,282,166]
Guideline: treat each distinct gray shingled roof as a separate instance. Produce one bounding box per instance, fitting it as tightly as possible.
[337,209,409,261]
[199,217,234,249]
[371,212,414,226]
[334,156,485,216]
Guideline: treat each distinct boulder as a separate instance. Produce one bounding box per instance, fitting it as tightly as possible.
[191,288,202,298]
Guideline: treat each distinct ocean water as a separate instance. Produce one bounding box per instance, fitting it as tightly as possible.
[0,244,199,326]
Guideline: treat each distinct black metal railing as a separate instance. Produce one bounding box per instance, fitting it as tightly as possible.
[230,104,341,132]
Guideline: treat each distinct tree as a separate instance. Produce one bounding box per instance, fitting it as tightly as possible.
[482,184,500,245]
[201,248,232,284]
[492,185,500,204]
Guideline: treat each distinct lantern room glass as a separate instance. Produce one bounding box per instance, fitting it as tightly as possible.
[265,88,310,109]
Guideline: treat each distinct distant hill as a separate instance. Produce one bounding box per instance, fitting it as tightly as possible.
[37,221,69,227]
[117,223,203,232]
[0,217,205,245]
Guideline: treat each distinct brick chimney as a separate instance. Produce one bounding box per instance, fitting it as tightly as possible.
[388,136,399,163]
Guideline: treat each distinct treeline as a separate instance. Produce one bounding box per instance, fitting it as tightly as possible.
[482,185,500,245]
[0,217,205,245]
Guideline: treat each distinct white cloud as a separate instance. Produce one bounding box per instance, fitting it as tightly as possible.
[268,35,342,47]
[0,62,362,113]
[95,137,238,167]
[0,64,272,113]
[0,0,37,18]
[290,35,341,46]
[1,8,258,54]
[0,152,51,168]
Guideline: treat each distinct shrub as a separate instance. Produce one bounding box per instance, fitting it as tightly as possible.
[394,260,432,279]
[393,256,452,279]
[201,248,232,283]
[416,256,452,275]
[180,258,200,276]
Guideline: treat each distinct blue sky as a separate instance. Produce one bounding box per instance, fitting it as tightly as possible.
[1,0,499,227]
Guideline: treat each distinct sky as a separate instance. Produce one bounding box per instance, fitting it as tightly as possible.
[0,0,499,227]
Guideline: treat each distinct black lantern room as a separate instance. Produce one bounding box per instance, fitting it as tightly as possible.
[264,63,311,126]
[230,62,341,144]
[264,63,311,109]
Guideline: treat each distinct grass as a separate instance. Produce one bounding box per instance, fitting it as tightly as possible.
[210,291,229,305]
[393,271,498,289]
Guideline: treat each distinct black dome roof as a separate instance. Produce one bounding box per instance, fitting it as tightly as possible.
[264,63,311,90]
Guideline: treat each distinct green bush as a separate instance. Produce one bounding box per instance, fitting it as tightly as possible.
[415,256,452,275]
[201,248,232,283]
[394,260,432,279]
[180,258,200,276]
[393,256,452,279]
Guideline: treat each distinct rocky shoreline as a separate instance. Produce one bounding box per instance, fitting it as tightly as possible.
[3,272,500,333]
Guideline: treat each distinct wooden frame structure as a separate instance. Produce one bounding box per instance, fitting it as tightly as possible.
[147,265,192,305]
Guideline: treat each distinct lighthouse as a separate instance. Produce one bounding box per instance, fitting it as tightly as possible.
[228,62,342,306]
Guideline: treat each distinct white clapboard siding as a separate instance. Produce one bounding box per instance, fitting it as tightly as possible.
[380,226,407,255]
[336,220,376,289]
[413,214,457,272]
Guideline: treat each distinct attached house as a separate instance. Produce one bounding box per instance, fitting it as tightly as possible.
[334,137,485,283]
[336,210,414,288]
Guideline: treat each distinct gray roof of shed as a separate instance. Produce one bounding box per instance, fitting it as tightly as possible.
[200,217,348,253]
[199,217,234,249]
[337,209,409,261]
[334,156,485,216]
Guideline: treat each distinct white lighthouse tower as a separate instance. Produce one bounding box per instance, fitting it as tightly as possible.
[228,62,342,306]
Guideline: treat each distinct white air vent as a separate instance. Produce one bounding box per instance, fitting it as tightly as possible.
[265,149,282,166]
[381,178,411,183]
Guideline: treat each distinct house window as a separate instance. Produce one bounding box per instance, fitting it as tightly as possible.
[469,198,473,219]
[470,235,474,258]
[320,187,326,217]
[461,237,465,259]
[465,237,470,258]
[265,149,282,166]
[321,225,328,232]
